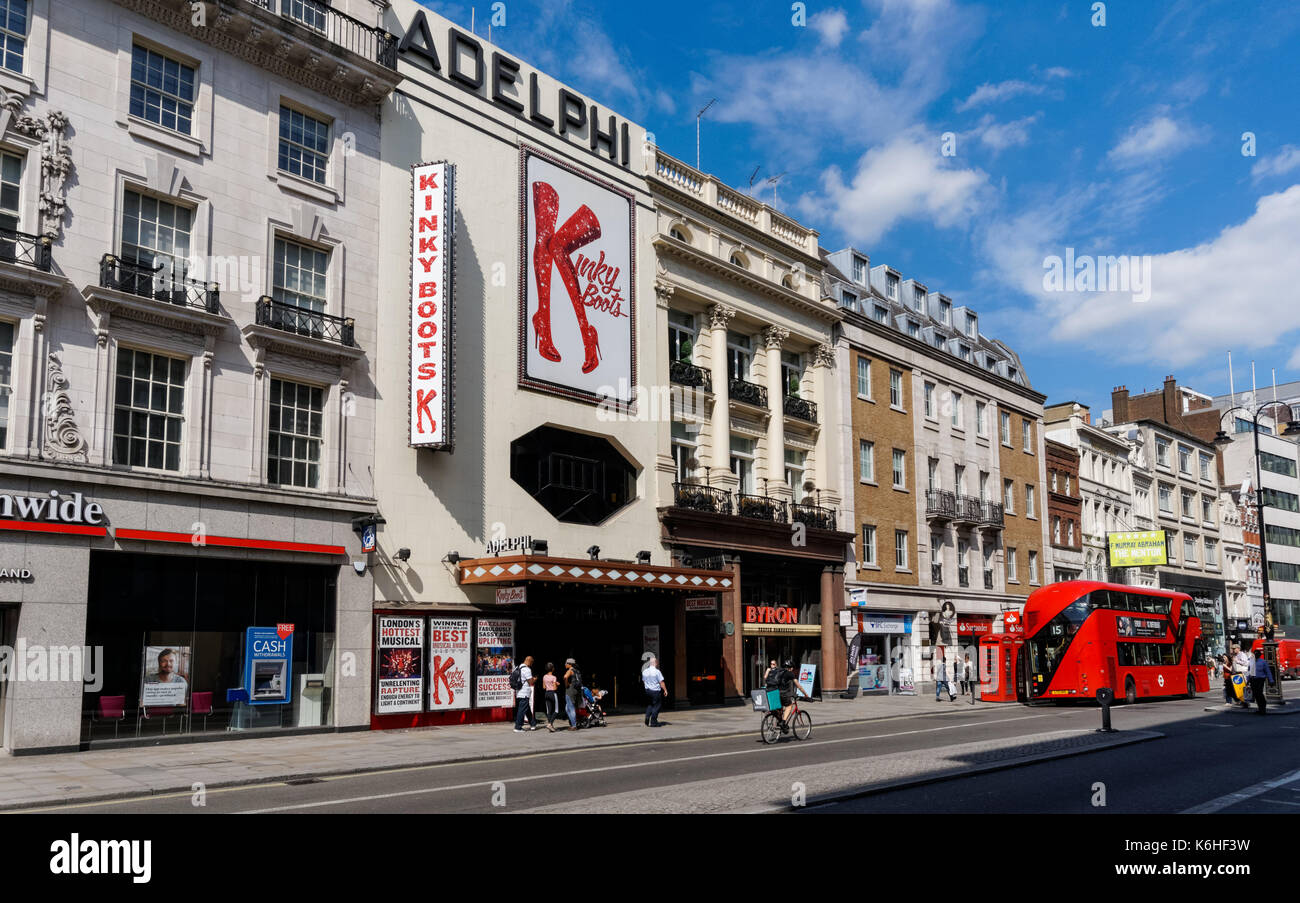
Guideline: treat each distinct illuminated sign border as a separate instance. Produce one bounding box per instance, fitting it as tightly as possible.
[1107,530,1168,568]
[409,161,456,451]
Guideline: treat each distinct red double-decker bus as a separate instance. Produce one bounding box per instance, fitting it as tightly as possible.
[1022,581,1210,704]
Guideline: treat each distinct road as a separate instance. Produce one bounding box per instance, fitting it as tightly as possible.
[19,697,1298,814]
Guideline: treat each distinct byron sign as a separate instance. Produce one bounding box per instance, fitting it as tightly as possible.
[409,161,456,451]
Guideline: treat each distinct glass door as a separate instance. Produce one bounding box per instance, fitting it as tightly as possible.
[0,607,15,750]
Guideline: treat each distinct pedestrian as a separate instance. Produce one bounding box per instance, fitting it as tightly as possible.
[1249,650,1275,716]
[890,654,900,693]
[513,655,537,732]
[1231,644,1252,708]
[1220,654,1235,706]
[563,657,582,730]
[951,654,965,703]
[542,661,560,732]
[934,648,953,702]
[964,653,977,700]
[643,655,667,727]
[763,659,777,687]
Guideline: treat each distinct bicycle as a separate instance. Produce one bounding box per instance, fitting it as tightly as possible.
[760,688,812,744]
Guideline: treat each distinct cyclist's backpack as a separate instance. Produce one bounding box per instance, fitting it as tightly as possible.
[765,668,785,690]
[508,666,523,691]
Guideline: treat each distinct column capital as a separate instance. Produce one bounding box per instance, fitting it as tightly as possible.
[761,325,790,349]
[812,343,836,369]
[707,304,737,330]
[654,279,676,308]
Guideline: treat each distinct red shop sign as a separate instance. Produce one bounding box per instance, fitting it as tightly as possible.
[745,605,799,625]
[958,617,994,635]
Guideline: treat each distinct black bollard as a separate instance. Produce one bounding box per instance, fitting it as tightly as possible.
[1096,687,1116,733]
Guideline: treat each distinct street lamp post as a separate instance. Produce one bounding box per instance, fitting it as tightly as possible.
[1215,403,1300,705]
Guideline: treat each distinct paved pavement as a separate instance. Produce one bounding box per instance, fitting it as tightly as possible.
[0,690,986,810]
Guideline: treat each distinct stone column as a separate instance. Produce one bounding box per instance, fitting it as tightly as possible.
[673,594,689,706]
[721,555,744,701]
[811,343,838,505]
[762,326,790,493]
[821,564,847,692]
[707,304,736,481]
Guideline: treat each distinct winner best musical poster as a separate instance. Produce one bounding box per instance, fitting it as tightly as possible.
[519,146,635,408]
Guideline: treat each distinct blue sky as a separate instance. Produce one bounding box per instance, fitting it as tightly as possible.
[420,0,1300,414]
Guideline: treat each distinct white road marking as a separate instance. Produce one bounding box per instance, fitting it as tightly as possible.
[1181,767,1300,814]
[1257,798,1300,807]
[237,712,1058,814]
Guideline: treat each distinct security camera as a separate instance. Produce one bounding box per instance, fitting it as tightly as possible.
[352,560,367,575]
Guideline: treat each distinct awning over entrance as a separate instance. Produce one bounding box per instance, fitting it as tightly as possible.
[457,554,734,591]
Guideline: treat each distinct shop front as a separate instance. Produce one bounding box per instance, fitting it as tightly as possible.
[1160,572,1227,655]
[845,612,913,693]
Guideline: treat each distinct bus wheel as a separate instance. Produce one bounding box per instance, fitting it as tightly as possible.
[1185,676,1196,699]
[1124,677,1137,705]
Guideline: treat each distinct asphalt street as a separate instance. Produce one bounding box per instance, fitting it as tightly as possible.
[18,694,1297,814]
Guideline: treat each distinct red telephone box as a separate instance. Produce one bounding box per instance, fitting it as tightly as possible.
[979,634,1026,703]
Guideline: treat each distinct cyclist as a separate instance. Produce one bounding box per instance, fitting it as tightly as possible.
[766,659,810,732]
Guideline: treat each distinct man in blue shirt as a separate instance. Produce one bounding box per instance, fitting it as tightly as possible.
[1249,653,1275,716]
[643,656,667,727]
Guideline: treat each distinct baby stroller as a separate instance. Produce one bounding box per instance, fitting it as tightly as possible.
[579,686,608,728]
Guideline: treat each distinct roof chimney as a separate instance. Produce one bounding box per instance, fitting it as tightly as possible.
[1163,375,1178,424]
[1111,385,1129,424]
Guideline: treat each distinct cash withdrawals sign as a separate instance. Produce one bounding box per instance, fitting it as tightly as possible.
[1108,531,1168,567]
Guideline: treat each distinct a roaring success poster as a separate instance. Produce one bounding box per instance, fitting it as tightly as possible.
[376,616,425,714]
[519,146,635,406]
[475,618,515,708]
[427,617,471,711]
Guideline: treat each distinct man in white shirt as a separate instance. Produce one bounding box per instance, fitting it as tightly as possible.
[1231,644,1252,708]
[514,655,537,731]
[643,656,667,727]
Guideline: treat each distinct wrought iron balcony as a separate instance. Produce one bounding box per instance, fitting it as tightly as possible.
[669,359,712,391]
[783,394,818,424]
[981,502,1005,529]
[955,494,983,523]
[671,483,732,516]
[737,493,787,523]
[256,296,355,346]
[100,254,219,313]
[984,568,994,589]
[246,0,398,68]
[959,566,970,588]
[729,378,768,408]
[790,503,836,531]
[931,563,943,585]
[926,489,956,520]
[0,228,52,272]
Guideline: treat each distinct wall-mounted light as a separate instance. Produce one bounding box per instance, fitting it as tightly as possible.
[587,545,601,560]
[445,551,460,564]
[530,539,549,555]
[637,550,652,565]
[396,548,411,562]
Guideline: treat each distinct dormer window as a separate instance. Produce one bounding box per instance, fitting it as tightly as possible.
[841,289,858,309]
[873,305,888,324]
[958,344,971,361]
[906,320,920,338]
[886,273,899,300]
[939,300,951,325]
[852,255,867,284]
[966,313,977,338]
[913,287,925,309]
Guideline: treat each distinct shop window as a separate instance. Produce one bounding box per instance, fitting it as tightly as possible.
[510,425,636,525]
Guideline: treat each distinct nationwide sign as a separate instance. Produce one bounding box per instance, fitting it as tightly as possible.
[409,161,456,451]
[1108,531,1168,567]
[0,491,104,525]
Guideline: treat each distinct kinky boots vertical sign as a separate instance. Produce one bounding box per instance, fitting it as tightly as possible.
[519,146,635,407]
[410,161,457,451]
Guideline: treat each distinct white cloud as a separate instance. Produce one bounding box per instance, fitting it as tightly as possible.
[956,80,1044,112]
[1108,113,1206,166]
[811,8,850,48]
[1029,185,1300,369]
[972,113,1039,152]
[1251,145,1300,182]
[1043,66,1072,79]
[797,131,991,244]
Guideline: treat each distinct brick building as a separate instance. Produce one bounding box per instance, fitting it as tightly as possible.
[1045,438,1083,581]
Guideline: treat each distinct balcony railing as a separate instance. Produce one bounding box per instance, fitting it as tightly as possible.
[100,254,219,313]
[984,569,994,589]
[246,0,398,68]
[957,495,984,523]
[783,394,818,424]
[729,378,768,408]
[790,503,836,531]
[669,360,712,391]
[737,493,787,523]
[926,489,956,520]
[0,228,52,272]
[931,564,943,586]
[959,566,970,588]
[981,502,1005,528]
[256,296,355,346]
[671,483,733,516]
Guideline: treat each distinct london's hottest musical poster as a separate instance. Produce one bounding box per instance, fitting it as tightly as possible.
[427,617,471,711]
[520,147,635,405]
[376,616,425,714]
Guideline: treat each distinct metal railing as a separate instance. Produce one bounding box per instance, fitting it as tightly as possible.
[246,0,398,68]
[956,495,984,522]
[0,228,51,271]
[100,254,219,313]
[931,563,943,585]
[984,568,994,589]
[783,394,818,423]
[926,489,956,519]
[790,503,836,531]
[737,493,787,523]
[959,566,970,588]
[671,483,732,516]
[981,502,1005,528]
[669,360,712,391]
[256,296,355,346]
[729,378,768,408]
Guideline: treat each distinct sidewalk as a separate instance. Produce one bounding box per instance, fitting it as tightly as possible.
[0,691,979,810]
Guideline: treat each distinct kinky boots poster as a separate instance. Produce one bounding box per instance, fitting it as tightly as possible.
[519,146,636,408]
